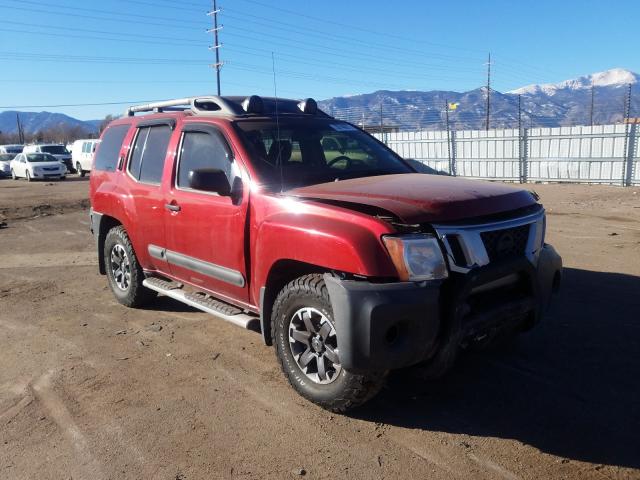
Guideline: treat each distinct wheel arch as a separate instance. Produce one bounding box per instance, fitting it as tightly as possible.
[95,214,123,275]
[259,259,329,346]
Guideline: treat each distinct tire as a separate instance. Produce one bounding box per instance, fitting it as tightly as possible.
[11,169,16,180]
[76,162,85,177]
[103,225,156,308]
[272,274,386,412]
[25,170,31,182]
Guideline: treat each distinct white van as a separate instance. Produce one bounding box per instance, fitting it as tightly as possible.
[71,139,100,177]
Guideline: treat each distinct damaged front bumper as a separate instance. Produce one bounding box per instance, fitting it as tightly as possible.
[324,244,562,373]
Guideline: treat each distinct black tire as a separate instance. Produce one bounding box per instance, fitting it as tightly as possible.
[103,225,156,308]
[272,274,386,412]
[77,162,85,177]
[25,170,31,182]
[11,169,16,180]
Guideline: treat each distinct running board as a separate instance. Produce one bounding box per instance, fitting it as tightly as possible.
[143,277,258,330]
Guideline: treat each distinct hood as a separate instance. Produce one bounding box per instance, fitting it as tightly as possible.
[289,174,537,224]
[52,154,71,159]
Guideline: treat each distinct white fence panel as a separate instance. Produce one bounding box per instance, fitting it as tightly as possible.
[375,123,636,186]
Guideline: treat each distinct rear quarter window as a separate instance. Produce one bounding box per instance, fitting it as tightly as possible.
[94,125,130,172]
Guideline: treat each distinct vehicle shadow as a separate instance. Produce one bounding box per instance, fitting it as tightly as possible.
[354,267,640,469]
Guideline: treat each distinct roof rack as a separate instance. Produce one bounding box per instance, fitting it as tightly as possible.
[125,96,243,117]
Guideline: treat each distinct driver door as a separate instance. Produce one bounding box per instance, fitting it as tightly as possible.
[163,122,250,304]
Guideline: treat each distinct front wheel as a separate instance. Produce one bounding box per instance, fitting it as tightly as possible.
[11,169,16,180]
[272,274,386,412]
[76,162,85,177]
[104,226,156,307]
[25,170,31,182]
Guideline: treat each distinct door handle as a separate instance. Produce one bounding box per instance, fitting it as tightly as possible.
[165,202,181,212]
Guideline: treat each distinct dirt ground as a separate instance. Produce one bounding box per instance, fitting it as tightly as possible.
[0,177,639,480]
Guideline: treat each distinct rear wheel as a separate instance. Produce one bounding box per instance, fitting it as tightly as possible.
[104,226,156,307]
[272,274,386,412]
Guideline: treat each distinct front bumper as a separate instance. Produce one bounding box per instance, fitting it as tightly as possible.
[324,244,562,373]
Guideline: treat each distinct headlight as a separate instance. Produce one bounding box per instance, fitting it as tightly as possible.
[382,234,448,281]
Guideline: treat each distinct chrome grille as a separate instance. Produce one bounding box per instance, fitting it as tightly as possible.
[480,224,530,262]
[433,209,545,273]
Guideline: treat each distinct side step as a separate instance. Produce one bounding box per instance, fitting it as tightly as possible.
[143,277,258,330]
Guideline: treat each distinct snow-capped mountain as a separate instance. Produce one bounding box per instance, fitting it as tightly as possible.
[318,68,639,130]
[509,68,638,96]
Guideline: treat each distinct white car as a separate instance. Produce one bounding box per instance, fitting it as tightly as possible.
[23,144,74,173]
[10,153,67,181]
[71,139,100,177]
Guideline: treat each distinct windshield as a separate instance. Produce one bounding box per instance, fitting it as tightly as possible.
[234,119,412,190]
[26,153,58,163]
[40,145,69,155]
[0,153,16,162]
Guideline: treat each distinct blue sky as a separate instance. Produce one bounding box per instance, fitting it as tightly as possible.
[0,0,638,120]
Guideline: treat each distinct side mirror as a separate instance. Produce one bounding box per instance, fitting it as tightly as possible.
[188,168,231,196]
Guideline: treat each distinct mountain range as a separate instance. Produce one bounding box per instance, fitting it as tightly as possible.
[0,110,101,137]
[1,68,638,135]
[319,68,639,130]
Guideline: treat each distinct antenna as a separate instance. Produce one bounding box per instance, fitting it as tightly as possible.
[207,0,223,96]
[271,52,284,192]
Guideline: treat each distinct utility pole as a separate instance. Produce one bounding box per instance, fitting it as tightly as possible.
[16,113,24,144]
[590,84,595,127]
[207,0,223,96]
[445,99,452,174]
[485,52,491,131]
[379,102,384,143]
[623,83,632,123]
[622,83,633,186]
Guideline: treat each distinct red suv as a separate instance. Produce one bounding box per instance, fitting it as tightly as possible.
[90,95,561,412]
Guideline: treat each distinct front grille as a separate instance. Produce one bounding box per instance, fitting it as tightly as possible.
[480,224,530,262]
[43,167,59,171]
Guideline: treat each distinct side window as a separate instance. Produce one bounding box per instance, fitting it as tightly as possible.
[177,130,233,190]
[128,125,172,184]
[94,124,130,172]
[82,142,89,154]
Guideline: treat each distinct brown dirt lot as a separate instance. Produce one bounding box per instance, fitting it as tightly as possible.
[0,177,639,480]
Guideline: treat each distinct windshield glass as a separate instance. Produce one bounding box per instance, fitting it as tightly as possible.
[26,153,58,163]
[234,119,412,190]
[40,145,69,155]
[0,153,16,162]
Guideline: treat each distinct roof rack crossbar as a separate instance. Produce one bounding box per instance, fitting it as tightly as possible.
[125,96,241,117]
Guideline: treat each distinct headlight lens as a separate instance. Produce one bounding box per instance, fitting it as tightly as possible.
[382,234,448,281]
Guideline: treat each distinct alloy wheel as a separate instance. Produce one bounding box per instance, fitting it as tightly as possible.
[110,244,131,291]
[288,307,342,384]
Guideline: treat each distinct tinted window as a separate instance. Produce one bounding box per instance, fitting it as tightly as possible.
[128,128,149,180]
[139,126,171,183]
[128,126,171,184]
[40,145,68,155]
[177,130,232,189]
[95,125,130,172]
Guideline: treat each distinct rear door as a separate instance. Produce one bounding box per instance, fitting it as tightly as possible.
[162,122,250,304]
[123,120,175,273]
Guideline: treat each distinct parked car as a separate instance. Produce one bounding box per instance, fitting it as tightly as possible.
[90,95,562,412]
[10,152,67,181]
[23,144,74,173]
[0,145,24,154]
[71,139,99,177]
[0,153,17,177]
